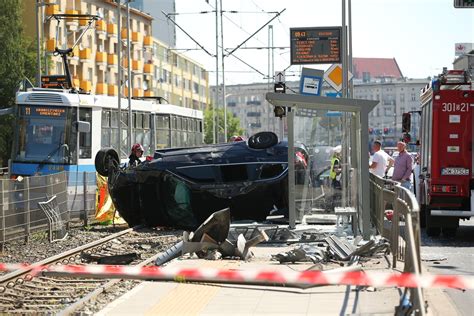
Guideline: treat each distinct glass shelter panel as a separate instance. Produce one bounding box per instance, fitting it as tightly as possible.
[293,108,359,222]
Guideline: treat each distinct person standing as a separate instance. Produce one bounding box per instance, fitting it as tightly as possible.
[329,145,342,211]
[392,141,413,189]
[369,140,392,178]
[128,143,144,167]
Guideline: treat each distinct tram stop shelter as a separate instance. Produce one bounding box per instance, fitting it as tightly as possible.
[266,92,378,239]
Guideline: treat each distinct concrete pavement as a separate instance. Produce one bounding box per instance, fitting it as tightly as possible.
[96,240,459,315]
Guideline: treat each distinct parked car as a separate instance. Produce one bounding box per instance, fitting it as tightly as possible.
[95,132,292,229]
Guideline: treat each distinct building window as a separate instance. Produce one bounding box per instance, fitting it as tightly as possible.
[411,93,416,101]
[400,93,405,103]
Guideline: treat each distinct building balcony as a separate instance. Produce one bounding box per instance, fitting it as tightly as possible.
[122,59,128,69]
[46,38,55,52]
[79,13,89,27]
[73,77,80,88]
[132,31,142,44]
[107,24,117,37]
[144,90,153,97]
[80,80,92,92]
[96,20,106,33]
[96,52,107,63]
[79,48,91,61]
[133,88,143,97]
[132,60,142,71]
[121,28,129,39]
[144,36,153,48]
[143,63,153,74]
[96,83,107,95]
[45,5,59,16]
[65,10,78,28]
[108,85,118,96]
[107,54,118,66]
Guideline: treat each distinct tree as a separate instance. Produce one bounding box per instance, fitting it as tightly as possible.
[0,0,37,166]
[203,105,244,144]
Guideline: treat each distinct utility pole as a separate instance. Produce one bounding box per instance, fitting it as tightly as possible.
[214,0,219,143]
[117,0,122,157]
[35,0,41,87]
[220,0,226,142]
[126,1,132,152]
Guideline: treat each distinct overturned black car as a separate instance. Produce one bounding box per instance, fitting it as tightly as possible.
[95,132,293,229]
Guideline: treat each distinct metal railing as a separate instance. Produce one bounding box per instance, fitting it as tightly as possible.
[0,171,97,250]
[369,173,424,315]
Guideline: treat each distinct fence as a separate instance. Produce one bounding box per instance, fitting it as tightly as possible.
[369,173,424,315]
[0,171,97,250]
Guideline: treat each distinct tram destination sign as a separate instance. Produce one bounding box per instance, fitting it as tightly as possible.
[41,75,70,89]
[290,27,342,65]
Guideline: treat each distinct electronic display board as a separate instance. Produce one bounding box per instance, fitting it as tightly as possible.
[21,106,67,118]
[41,75,70,89]
[290,27,342,65]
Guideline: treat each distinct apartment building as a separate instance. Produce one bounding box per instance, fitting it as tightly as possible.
[22,0,209,111]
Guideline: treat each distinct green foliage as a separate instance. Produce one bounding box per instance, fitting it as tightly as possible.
[0,0,37,166]
[203,104,244,144]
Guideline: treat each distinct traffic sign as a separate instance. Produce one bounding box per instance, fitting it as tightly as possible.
[275,71,285,83]
[323,64,353,92]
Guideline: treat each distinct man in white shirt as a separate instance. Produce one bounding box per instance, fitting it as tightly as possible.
[369,140,392,177]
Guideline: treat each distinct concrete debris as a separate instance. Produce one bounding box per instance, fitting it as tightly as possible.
[155,209,269,266]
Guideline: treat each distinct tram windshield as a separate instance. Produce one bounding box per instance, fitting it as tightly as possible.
[14,105,73,164]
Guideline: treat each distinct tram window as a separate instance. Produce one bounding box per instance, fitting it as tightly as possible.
[156,129,170,149]
[143,113,150,129]
[121,111,128,127]
[171,130,178,147]
[102,110,110,127]
[182,118,188,131]
[156,115,170,128]
[111,111,119,128]
[171,116,177,129]
[143,130,151,153]
[79,108,92,158]
[101,128,110,147]
[136,113,143,128]
[177,117,182,130]
[111,129,119,149]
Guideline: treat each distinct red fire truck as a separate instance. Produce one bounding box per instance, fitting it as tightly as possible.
[403,69,473,237]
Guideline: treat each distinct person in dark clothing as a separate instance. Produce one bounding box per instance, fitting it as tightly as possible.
[129,143,144,167]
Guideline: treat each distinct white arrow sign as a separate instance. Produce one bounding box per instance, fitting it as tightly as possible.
[275,71,285,83]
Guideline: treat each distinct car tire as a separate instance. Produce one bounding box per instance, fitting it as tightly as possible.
[248,132,278,149]
[426,226,441,237]
[95,148,119,177]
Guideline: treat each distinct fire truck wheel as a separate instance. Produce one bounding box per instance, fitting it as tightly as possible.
[442,227,457,238]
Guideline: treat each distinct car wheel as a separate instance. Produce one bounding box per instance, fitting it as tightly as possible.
[419,205,426,228]
[248,132,278,149]
[95,148,119,177]
[426,226,441,237]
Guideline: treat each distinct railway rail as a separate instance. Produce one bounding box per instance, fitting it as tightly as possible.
[0,226,180,314]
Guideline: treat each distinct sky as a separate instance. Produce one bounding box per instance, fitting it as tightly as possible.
[172,0,474,85]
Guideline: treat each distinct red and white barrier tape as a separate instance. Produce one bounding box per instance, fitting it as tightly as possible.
[1,263,473,290]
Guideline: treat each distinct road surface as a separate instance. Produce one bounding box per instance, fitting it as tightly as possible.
[420,218,474,316]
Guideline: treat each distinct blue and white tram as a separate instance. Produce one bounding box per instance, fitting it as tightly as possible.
[11,88,204,176]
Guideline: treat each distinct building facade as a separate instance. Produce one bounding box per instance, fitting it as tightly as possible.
[22,0,209,111]
[129,0,176,48]
[212,78,427,146]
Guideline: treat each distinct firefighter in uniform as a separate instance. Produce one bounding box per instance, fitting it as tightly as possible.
[329,145,342,212]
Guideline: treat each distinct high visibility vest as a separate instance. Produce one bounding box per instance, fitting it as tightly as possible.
[330,156,340,180]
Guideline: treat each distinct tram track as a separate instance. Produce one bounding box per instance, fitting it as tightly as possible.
[0,226,180,314]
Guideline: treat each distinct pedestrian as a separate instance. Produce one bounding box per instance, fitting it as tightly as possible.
[129,143,144,167]
[329,145,342,211]
[369,140,392,178]
[391,141,413,189]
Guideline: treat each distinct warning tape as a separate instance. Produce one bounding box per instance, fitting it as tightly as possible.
[1,263,473,290]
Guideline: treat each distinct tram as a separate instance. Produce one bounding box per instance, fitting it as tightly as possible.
[11,89,203,176]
